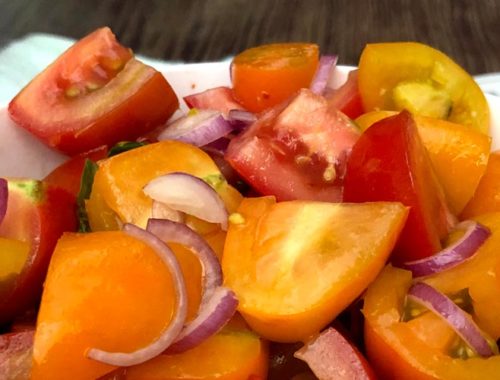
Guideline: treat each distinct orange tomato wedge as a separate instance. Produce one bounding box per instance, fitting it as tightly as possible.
[87,141,242,257]
[231,43,319,112]
[31,231,178,380]
[222,197,408,342]
[125,317,268,380]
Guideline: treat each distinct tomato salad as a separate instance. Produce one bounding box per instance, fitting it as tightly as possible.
[1,27,500,380]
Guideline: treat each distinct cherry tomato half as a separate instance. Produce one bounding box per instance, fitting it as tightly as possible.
[231,43,319,112]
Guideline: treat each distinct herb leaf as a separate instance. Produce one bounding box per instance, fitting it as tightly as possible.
[108,141,147,157]
[77,159,98,233]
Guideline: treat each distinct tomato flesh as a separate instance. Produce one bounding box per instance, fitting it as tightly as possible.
[0,179,77,325]
[222,197,407,342]
[8,27,179,155]
[226,88,359,202]
[344,111,450,264]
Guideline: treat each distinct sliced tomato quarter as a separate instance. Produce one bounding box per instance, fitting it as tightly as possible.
[8,27,179,155]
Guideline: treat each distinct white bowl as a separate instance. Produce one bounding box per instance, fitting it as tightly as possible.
[1,63,499,179]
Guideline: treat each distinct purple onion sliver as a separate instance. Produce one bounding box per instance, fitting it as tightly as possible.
[0,178,8,226]
[158,111,234,147]
[204,136,232,154]
[143,172,229,230]
[310,55,338,95]
[165,287,238,354]
[227,109,257,131]
[408,282,495,357]
[146,218,223,306]
[402,221,490,277]
[87,224,188,366]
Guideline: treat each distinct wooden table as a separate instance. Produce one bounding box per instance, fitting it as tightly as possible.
[1,0,499,74]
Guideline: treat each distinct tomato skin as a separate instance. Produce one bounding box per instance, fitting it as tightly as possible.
[44,145,108,197]
[184,86,245,114]
[343,111,450,264]
[226,88,359,202]
[327,70,364,119]
[231,43,319,112]
[8,27,179,155]
[0,179,77,325]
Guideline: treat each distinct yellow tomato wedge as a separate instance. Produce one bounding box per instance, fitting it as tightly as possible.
[356,111,490,214]
[87,140,242,257]
[125,316,268,380]
[222,197,408,342]
[31,231,178,380]
[461,152,500,219]
[358,42,490,134]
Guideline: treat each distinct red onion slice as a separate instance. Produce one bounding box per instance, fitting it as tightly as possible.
[151,200,186,224]
[402,221,490,277]
[227,109,257,131]
[310,55,338,95]
[165,286,238,354]
[157,110,234,147]
[87,223,188,367]
[407,282,495,357]
[0,178,7,226]
[146,218,222,302]
[294,328,375,380]
[146,219,237,353]
[143,172,228,230]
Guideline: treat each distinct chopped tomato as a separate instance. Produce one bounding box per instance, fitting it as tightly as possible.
[225,88,359,202]
[355,111,490,214]
[0,179,77,325]
[326,70,364,119]
[461,152,500,219]
[222,196,407,342]
[31,231,179,380]
[8,27,179,155]
[364,252,500,379]
[44,145,108,198]
[87,140,242,258]
[358,42,490,134]
[231,43,319,112]
[125,317,268,380]
[344,111,451,264]
[184,87,245,114]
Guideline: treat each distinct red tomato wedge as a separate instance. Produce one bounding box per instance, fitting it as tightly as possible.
[0,179,77,324]
[343,111,450,264]
[226,88,359,202]
[8,27,179,155]
[44,145,108,198]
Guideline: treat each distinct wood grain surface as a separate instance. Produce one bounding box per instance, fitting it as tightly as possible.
[1,0,499,74]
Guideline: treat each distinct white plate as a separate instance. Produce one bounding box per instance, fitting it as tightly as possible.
[1,63,499,179]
